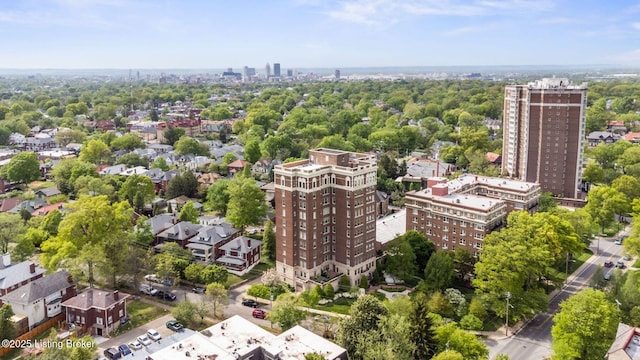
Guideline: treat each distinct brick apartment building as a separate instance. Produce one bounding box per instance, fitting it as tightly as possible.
[502,78,588,199]
[405,174,540,256]
[273,149,378,290]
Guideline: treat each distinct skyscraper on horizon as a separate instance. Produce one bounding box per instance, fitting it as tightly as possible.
[265,63,271,78]
[273,148,378,290]
[502,78,588,199]
[273,63,281,78]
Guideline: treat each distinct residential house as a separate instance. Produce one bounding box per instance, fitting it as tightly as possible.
[9,198,47,214]
[156,221,202,247]
[216,236,261,275]
[98,164,128,176]
[260,182,275,207]
[31,202,66,217]
[606,323,640,360]
[186,222,240,263]
[35,187,62,199]
[0,254,46,299]
[24,133,56,151]
[0,271,76,329]
[133,148,157,160]
[197,172,220,189]
[587,131,621,147]
[251,159,271,175]
[167,196,202,212]
[37,149,75,161]
[0,198,22,212]
[486,152,502,166]
[119,166,148,176]
[148,143,173,154]
[623,132,640,143]
[62,289,130,337]
[606,120,628,134]
[210,144,244,163]
[227,159,248,175]
[145,213,178,238]
[185,156,213,171]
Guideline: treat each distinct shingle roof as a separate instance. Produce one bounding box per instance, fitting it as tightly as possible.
[219,236,261,253]
[0,260,45,291]
[1,271,72,305]
[36,187,62,197]
[61,288,130,310]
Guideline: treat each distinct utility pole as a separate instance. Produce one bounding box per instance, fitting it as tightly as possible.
[505,291,511,336]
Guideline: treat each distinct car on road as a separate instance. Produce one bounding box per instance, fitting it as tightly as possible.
[140,283,158,296]
[615,237,624,245]
[252,309,267,319]
[242,299,259,308]
[128,340,142,350]
[192,287,206,294]
[145,274,173,286]
[604,260,614,268]
[155,290,177,301]
[137,335,152,346]
[617,260,626,269]
[118,344,132,356]
[605,271,612,281]
[166,320,184,332]
[147,329,162,342]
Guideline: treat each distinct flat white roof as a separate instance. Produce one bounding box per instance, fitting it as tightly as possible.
[449,174,537,193]
[269,326,347,360]
[410,189,501,212]
[376,209,406,245]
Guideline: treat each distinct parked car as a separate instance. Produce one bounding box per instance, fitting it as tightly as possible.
[118,344,132,356]
[140,283,158,296]
[166,320,184,332]
[192,287,206,294]
[145,274,173,286]
[617,260,626,269]
[242,299,259,308]
[604,271,612,281]
[128,340,142,350]
[604,261,614,268]
[147,329,162,342]
[615,238,623,245]
[252,309,267,319]
[137,335,152,346]
[103,347,122,360]
[624,254,632,261]
[155,290,177,301]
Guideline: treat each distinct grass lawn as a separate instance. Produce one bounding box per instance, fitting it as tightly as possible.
[111,300,169,336]
[29,181,57,190]
[241,261,275,280]
[314,303,352,315]
[225,274,243,288]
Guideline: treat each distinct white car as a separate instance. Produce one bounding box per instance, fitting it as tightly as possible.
[137,335,153,346]
[147,329,162,342]
[128,340,142,350]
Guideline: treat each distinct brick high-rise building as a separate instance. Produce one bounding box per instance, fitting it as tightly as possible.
[502,78,588,199]
[405,174,540,256]
[274,149,378,290]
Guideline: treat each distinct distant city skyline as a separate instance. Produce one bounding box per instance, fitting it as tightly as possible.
[0,0,639,69]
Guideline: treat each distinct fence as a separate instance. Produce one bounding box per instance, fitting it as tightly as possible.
[0,313,65,357]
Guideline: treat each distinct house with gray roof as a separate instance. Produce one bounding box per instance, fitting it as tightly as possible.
[187,222,240,263]
[216,236,261,275]
[587,131,621,147]
[0,254,46,298]
[156,221,202,247]
[145,213,178,236]
[8,198,48,214]
[1,270,76,329]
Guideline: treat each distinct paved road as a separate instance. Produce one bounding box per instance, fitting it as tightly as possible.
[488,229,630,360]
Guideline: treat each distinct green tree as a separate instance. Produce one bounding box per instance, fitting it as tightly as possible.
[269,293,307,330]
[585,186,626,233]
[468,297,488,321]
[434,322,489,360]
[244,139,262,164]
[423,251,455,292]
[305,354,326,360]
[409,293,438,360]
[551,288,619,360]
[162,125,185,146]
[247,284,271,300]
[174,136,210,156]
[152,156,169,171]
[384,237,417,281]
[110,133,145,151]
[359,275,369,289]
[79,139,112,165]
[460,314,483,331]
[119,174,155,209]
[0,304,16,341]
[184,263,205,283]
[338,295,389,360]
[539,192,558,212]
[0,213,25,254]
[41,196,133,287]
[166,171,199,199]
[432,351,464,360]
[178,201,200,223]
[206,179,231,215]
[226,176,267,231]
[262,219,276,261]
[324,284,335,299]
[172,300,196,327]
[401,230,434,273]
[205,282,228,318]
[199,264,228,284]
[11,236,35,262]
[1,151,41,184]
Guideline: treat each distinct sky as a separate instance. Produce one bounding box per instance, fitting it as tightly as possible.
[0,0,639,69]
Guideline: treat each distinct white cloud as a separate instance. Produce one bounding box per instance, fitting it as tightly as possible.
[538,17,577,25]
[632,22,640,30]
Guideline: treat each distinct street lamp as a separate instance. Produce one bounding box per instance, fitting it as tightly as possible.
[505,292,512,336]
